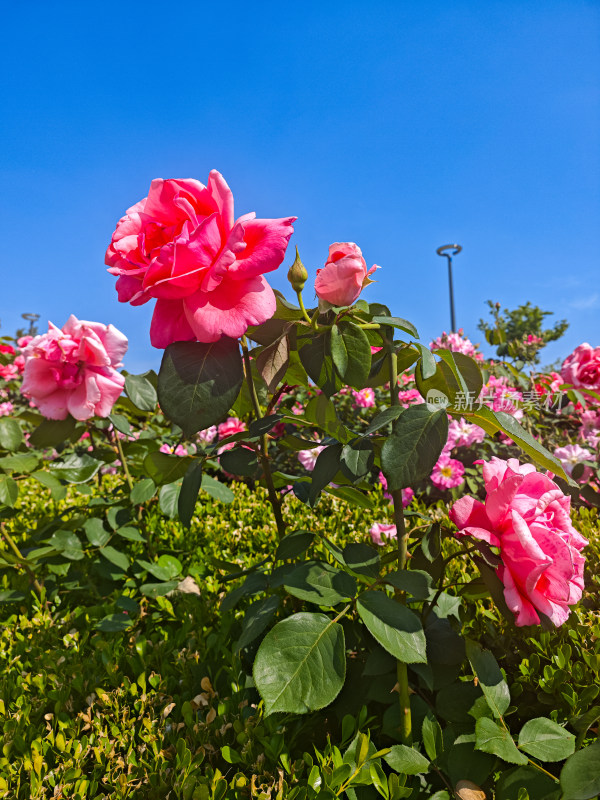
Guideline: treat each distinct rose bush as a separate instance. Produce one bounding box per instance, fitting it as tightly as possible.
[20,314,127,420]
[106,171,296,347]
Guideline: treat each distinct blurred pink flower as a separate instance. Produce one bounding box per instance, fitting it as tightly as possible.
[20,315,128,421]
[378,473,414,506]
[430,329,484,361]
[352,387,376,408]
[217,417,246,439]
[298,446,324,471]
[197,425,217,445]
[0,402,14,416]
[370,522,397,546]
[553,444,593,482]
[448,418,486,448]
[106,171,296,347]
[431,457,465,489]
[398,388,424,408]
[450,457,587,627]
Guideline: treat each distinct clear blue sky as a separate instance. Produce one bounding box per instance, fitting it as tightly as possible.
[1,0,598,372]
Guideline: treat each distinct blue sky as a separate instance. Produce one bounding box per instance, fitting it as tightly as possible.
[1,0,598,372]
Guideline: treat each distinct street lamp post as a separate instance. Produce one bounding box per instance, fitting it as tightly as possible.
[436,244,462,333]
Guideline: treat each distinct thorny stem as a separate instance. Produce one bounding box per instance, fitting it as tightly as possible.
[240,336,286,540]
[1,523,44,598]
[387,344,412,745]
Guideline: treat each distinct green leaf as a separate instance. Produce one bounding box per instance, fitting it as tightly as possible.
[340,440,374,481]
[414,343,437,379]
[139,581,179,598]
[220,447,259,477]
[30,470,65,492]
[495,766,561,800]
[422,716,444,761]
[137,555,182,581]
[115,526,144,542]
[100,546,130,572]
[0,475,18,507]
[330,324,349,377]
[380,405,448,491]
[284,561,357,606]
[357,591,427,663]
[159,481,182,518]
[49,530,84,561]
[560,741,600,799]
[156,554,183,579]
[130,478,156,505]
[299,332,342,397]
[466,639,511,718]
[342,543,380,578]
[237,595,281,651]
[370,316,419,339]
[384,744,430,775]
[253,612,346,715]
[384,569,433,600]
[95,613,134,632]
[125,372,157,412]
[178,461,203,527]
[83,518,111,547]
[337,321,372,389]
[158,339,244,436]
[325,485,375,509]
[48,453,100,483]
[108,413,131,435]
[363,406,405,436]
[248,414,283,438]
[143,452,192,485]
[256,333,290,393]
[304,394,351,443]
[310,444,343,501]
[467,407,574,484]
[517,718,575,762]
[0,418,23,450]
[28,416,77,448]
[276,529,315,560]
[475,717,527,765]
[200,474,235,504]
[0,453,39,474]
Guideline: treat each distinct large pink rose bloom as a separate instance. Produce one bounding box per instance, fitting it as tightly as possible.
[20,315,128,421]
[561,343,600,393]
[106,171,296,348]
[450,457,587,627]
[314,242,378,307]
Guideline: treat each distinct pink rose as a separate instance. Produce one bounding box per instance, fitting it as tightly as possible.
[314,242,378,307]
[561,343,600,393]
[370,522,397,546]
[106,171,296,348]
[450,457,587,627]
[20,315,128,421]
